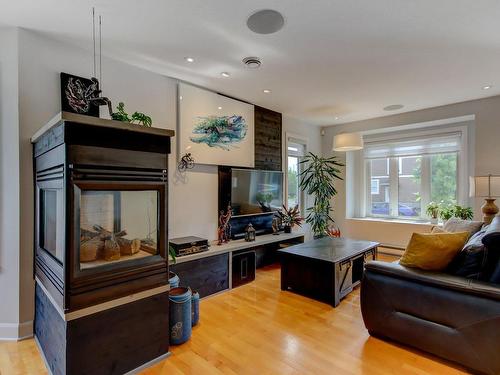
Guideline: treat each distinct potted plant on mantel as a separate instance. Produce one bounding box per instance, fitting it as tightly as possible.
[299,152,344,238]
[276,205,304,233]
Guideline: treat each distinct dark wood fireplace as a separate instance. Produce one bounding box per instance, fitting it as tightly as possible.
[32,112,174,375]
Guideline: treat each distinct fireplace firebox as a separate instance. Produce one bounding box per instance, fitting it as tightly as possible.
[32,112,174,375]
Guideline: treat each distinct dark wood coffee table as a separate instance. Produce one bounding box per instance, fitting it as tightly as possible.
[278,237,379,307]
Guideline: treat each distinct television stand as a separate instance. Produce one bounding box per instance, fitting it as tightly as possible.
[170,232,304,297]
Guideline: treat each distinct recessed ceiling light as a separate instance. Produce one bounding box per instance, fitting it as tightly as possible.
[383,104,404,111]
[247,9,285,34]
[483,85,492,90]
[334,116,339,120]
[263,89,271,93]
[184,57,194,63]
[218,106,222,110]
[221,72,230,78]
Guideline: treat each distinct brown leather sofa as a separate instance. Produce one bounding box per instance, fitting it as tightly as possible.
[361,260,500,374]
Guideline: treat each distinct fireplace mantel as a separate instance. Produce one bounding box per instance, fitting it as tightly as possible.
[31,111,174,143]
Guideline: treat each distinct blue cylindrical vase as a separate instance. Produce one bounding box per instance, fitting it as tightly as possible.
[169,271,180,288]
[169,287,192,345]
[191,291,200,327]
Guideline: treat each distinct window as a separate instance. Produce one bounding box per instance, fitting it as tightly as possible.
[286,138,306,210]
[364,132,461,219]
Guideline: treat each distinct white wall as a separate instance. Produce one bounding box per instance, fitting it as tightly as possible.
[2,28,321,338]
[0,28,22,339]
[322,96,500,249]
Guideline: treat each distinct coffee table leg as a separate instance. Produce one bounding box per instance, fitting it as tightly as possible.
[280,257,287,291]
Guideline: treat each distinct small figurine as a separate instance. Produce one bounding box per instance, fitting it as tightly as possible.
[217,204,233,245]
[244,223,256,242]
[272,216,280,235]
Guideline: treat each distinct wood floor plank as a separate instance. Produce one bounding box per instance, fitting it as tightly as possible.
[0,255,471,375]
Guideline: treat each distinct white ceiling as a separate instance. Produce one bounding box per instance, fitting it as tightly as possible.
[2,0,500,125]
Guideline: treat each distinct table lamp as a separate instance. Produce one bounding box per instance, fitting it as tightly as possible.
[469,175,500,224]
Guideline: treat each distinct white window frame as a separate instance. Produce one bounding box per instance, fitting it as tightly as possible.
[284,133,308,213]
[358,123,470,222]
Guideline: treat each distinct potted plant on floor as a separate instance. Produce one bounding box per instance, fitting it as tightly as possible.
[299,152,344,238]
[276,204,304,233]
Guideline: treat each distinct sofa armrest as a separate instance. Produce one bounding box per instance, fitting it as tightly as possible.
[365,261,500,301]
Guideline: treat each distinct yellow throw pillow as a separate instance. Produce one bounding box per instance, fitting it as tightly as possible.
[400,232,469,271]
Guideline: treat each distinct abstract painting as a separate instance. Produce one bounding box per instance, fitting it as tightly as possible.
[60,72,100,117]
[178,83,254,167]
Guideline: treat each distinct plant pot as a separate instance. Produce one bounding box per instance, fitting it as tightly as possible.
[284,225,292,233]
[313,234,326,240]
[430,217,438,225]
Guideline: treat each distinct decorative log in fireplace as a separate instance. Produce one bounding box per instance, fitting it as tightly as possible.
[32,112,174,375]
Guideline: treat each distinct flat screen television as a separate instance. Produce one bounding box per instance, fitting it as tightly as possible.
[230,169,283,217]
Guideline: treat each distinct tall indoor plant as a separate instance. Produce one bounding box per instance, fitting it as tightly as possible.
[299,152,344,237]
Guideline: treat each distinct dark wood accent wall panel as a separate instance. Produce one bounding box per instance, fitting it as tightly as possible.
[67,292,169,375]
[35,284,169,375]
[171,253,229,297]
[35,284,66,375]
[254,106,282,171]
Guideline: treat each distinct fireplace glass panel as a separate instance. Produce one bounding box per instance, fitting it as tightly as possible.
[40,189,64,262]
[79,190,159,270]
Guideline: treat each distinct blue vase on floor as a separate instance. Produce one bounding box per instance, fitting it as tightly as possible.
[169,287,192,345]
[191,291,200,327]
[169,271,180,288]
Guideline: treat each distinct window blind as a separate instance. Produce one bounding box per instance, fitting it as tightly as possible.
[363,132,461,159]
[287,139,306,157]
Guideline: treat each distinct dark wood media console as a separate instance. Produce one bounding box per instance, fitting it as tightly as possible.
[32,112,174,375]
[171,232,305,297]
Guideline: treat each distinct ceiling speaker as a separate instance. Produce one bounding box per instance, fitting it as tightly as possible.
[247,9,285,35]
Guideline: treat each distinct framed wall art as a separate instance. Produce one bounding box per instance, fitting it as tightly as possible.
[178,83,254,167]
[60,72,100,117]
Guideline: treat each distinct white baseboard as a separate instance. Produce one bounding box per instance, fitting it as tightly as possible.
[0,320,33,341]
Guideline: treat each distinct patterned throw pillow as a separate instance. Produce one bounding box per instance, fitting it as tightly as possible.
[443,218,483,237]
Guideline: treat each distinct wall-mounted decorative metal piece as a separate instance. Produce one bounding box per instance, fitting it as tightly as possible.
[178,153,195,171]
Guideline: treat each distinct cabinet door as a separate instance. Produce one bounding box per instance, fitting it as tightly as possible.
[232,251,256,288]
[171,253,229,297]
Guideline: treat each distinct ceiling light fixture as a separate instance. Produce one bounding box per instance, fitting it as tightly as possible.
[332,133,364,152]
[218,106,222,110]
[263,89,271,93]
[221,72,230,78]
[184,57,194,63]
[483,85,492,90]
[383,104,404,111]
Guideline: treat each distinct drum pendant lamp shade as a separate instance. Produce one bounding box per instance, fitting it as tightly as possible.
[333,132,364,152]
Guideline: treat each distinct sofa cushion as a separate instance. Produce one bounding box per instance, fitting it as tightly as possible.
[443,218,483,237]
[400,232,469,271]
[482,216,500,283]
[447,229,488,279]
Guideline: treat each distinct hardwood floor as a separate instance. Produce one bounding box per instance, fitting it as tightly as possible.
[0,254,470,375]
